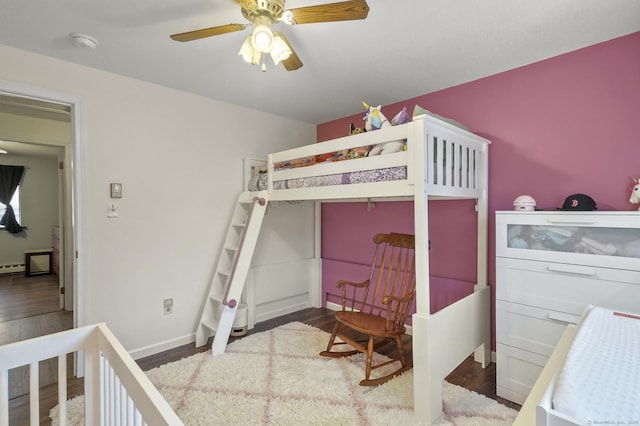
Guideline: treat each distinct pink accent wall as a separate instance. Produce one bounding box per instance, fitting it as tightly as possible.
[318,32,640,348]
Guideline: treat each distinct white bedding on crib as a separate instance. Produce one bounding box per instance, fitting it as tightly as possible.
[552,306,640,423]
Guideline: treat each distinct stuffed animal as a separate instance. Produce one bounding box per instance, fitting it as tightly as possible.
[629,178,640,210]
[362,102,390,132]
[362,102,405,156]
[349,123,366,135]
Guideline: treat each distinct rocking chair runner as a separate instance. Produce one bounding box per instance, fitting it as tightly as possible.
[320,232,416,386]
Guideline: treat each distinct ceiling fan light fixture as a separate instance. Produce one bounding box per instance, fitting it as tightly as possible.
[270,35,292,65]
[251,23,273,52]
[238,36,262,65]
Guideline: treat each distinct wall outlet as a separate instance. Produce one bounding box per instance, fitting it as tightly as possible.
[164,298,173,315]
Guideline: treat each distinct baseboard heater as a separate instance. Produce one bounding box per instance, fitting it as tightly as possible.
[0,264,26,275]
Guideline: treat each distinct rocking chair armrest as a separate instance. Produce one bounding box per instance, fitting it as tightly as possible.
[381,293,414,305]
[336,279,370,289]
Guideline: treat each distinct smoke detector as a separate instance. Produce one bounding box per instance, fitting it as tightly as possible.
[70,32,98,49]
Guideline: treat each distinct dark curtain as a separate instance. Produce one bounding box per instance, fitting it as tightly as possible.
[0,165,25,234]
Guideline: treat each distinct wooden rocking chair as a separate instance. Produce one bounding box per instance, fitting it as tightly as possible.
[320,232,416,386]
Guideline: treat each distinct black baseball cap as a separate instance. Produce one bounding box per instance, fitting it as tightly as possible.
[560,194,597,211]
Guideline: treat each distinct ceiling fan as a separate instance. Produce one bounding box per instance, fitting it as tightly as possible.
[170,0,370,71]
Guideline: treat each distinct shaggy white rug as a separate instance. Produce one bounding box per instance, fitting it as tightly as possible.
[51,322,518,425]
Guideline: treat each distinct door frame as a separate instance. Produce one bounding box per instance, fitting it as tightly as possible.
[0,79,87,330]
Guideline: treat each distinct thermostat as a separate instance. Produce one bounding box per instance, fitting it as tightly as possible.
[110,183,123,198]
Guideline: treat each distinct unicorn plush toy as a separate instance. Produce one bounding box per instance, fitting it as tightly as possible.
[362,102,406,156]
[362,101,390,132]
[630,178,640,210]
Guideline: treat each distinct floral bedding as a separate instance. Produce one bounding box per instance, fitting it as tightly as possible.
[248,166,407,191]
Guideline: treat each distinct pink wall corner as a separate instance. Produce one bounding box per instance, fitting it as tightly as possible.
[317,32,640,350]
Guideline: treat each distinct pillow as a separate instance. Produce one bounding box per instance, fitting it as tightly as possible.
[413,105,470,131]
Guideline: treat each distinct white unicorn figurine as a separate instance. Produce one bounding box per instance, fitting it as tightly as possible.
[629,178,640,210]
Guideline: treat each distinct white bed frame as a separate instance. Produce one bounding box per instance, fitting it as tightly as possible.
[264,113,492,424]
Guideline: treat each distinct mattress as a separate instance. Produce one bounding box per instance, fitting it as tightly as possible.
[552,306,640,423]
[248,166,407,191]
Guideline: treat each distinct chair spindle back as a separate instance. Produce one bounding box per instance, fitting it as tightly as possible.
[345,233,416,330]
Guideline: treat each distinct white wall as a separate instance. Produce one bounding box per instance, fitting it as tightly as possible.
[0,153,59,264]
[0,44,316,354]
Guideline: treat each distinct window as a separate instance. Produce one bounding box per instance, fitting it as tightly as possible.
[0,185,20,227]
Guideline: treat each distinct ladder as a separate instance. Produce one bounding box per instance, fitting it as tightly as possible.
[195,190,269,354]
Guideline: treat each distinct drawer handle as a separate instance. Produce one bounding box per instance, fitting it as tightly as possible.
[547,265,596,276]
[548,312,579,325]
[546,219,595,225]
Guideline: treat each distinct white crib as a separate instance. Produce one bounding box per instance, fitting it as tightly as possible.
[0,323,182,426]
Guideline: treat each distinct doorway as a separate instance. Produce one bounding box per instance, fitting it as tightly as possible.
[0,80,87,337]
[0,138,69,340]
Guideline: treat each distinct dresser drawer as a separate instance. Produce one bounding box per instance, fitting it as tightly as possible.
[496,343,548,405]
[496,300,577,357]
[496,211,640,271]
[496,257,640,316]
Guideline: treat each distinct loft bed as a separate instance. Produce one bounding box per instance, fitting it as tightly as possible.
[249,112,492,424]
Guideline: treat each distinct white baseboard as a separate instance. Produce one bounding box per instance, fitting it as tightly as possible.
[129,333,195,360]
[326,301,340,312]
[0,264,25,275]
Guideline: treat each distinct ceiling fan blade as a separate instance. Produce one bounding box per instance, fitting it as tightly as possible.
[287,0,369,25]
[275,32,303,71]
[170,23,248,42]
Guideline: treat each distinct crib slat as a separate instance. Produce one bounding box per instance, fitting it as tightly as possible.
[85,343,101,426]
[29,362,38,426]
[58,355,67,426]
[1,369,8,426]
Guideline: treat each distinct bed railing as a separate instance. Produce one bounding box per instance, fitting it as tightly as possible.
[0,323,182,426]
[265,114,490,201]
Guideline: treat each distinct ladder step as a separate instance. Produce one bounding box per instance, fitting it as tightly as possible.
[224,246,239,254]
[201,318,218,331]
[208,293,223,304]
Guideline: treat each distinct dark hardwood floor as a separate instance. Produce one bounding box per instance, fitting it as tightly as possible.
[8,306,521,425]
[0,273,60,323]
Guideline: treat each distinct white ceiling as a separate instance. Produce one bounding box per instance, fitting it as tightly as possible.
[0,0,638,125]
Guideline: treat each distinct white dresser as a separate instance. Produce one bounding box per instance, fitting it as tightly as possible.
[495,210,640,405]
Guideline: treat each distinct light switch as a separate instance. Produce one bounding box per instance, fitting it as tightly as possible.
[110,183,122,198]
[107,202,119,218]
